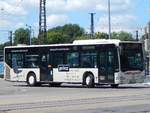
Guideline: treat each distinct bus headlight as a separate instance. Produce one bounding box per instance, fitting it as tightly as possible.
[114,73,120,84]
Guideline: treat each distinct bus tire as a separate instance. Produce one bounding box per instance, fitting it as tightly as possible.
[84,73,95,88]
[111,84,119,88]
[27,73,37,86]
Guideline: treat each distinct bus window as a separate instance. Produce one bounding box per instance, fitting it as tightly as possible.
[25,55,39,68]
[12,53,24,68]
[107,51,115,73]
[40,54,47,67]
[120,51,143,71]
[67,52,79,68]
[41,55,47,62]
[52,53,64,68]
[120,43,144,71]
[80,53,97,68]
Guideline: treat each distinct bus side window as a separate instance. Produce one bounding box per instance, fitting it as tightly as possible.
[25,55,39,68]
[80,53,97,68]
[67,52,79,68]
[52,52,64,68]
[12,53,24,68]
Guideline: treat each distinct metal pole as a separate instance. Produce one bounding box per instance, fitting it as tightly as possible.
[39,0,47,44]
[136,30,139,41]
[148,22,150,51]
[108,0,111,39]
[89,13,96,37]
[29,26,31,45]
[9,31,13,46]
[26,25,32,45]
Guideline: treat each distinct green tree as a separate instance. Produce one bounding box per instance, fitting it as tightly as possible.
[14,28,30,45]
[95,32,108,39]
[62,24,85,42]
[32,37,39,45]
[0,41,11,55]
[76,32,108,40]
[47,24,85,44]
[76,34,90,40]
[47,31,70,44]
[112,31,134,41]
[0,44,5,51]
[77,31,134,41]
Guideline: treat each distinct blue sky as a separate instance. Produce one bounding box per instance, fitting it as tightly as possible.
[0,0,149,43]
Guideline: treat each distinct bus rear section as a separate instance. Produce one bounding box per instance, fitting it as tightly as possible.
[116,42,145,84]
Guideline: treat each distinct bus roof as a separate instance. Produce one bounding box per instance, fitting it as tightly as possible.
[73,39,121,45]
[4,39,141,49]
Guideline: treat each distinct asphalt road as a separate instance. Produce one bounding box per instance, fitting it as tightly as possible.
[0,79,150,113]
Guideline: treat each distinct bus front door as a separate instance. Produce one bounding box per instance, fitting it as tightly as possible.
[40,54,53,81]
[99,49,115,83]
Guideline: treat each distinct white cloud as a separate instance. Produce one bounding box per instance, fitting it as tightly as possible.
[46,0,97,13]
[45,0,133,14]
[96,14,137,33]
[96,0,132,13]
[47,14,69,28]
[0,19,11,28]
[14,22,26,29]
[0,0,133,15]
[0,18,26,30]
[0,0,138,40]
[0,1,27,16]
[46,0,66,13]
[22,0,39,8]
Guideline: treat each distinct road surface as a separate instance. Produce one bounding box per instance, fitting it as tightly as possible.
[0,79,150,113]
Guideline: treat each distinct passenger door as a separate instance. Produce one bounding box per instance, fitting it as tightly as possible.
[40,53,52,81]
[98,49,115,83]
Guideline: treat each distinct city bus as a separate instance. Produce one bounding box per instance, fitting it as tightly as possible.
[4,39,145,87]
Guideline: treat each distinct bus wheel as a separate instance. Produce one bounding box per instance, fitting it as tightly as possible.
[84,73,95,88]
[27,73,36,86]
[111,84,119,88]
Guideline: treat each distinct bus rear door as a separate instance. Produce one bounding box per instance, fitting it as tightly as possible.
[98,47,115,84]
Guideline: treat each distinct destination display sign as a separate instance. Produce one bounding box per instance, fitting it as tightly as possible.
[58,64,70,72]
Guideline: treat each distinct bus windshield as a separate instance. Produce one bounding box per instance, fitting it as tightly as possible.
[120,43,144,72]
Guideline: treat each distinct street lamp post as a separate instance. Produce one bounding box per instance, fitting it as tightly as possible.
[108,0,111,39]
[29,26,31,45]
[26,25,32,45]
[9,31,13,46]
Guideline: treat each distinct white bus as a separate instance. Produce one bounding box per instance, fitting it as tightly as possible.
[4,39,145,87]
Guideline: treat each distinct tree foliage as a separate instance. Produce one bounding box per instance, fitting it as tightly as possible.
[111,31,134,41]
[11,25,135,46]
[13,28,30,45]
[47,24,85,44]
[77,31,134,41]
[32,37,39,45]
[76,34,90,40]
[95,32,109,39]
[76,32,109,40]
[47,31,70,44]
